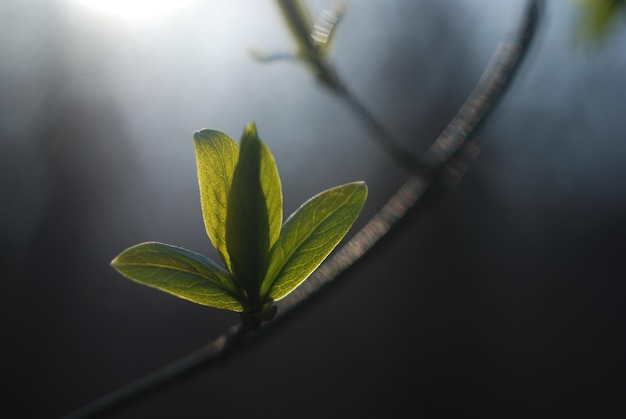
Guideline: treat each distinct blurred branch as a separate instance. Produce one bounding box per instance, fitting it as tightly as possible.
[274,0,542,313]
[63,324,247,419]
[266,0,429,175]
[61,1,542,417]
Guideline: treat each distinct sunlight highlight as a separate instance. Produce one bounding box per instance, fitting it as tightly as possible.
[72,0,196,21]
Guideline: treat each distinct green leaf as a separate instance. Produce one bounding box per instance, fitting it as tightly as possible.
[193,129,240,272]
[111,242,245,312]
[262,181,367,301]
[574,0,626,47]
[226,122,282,310]
[114,122,367,317]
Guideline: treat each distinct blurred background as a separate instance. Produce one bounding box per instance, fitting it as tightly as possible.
[1,0,625,417]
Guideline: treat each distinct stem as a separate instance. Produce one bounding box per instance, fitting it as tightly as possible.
[61,324,249,419]
[276,0,542,314]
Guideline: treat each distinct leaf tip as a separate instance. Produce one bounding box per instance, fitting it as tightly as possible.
[349,180,368,200]
[192,128,212,144]
[110,250,127,270]
[242,120,259,142]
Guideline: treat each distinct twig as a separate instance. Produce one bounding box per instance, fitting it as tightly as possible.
[62,324,247,419]
[61,1,541,417]
[275,0,542,314]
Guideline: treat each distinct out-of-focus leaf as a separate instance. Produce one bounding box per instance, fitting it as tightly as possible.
[262,181,367,301]
[575,0,625,43]
[111,242,245,312]
[194,129,239,272]
[312,4,346,58]
[226,122,282,310]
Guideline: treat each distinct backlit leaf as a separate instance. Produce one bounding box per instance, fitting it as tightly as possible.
[111,242,245,312]
[194,129,239,272]
[113,122,366,317]
[226,122,282,310]
[262,181,367,301]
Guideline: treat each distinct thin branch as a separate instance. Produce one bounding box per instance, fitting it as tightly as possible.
[275,0,542,315]
[270,0,429,175]
[62,324,247,419]
[61,1,541,417]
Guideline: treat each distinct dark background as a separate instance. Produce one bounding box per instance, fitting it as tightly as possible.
[1,1,625,417]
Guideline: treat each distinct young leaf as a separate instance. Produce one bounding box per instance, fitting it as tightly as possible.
[111,242,245,312]
[193,129,239,272]
[262,181,367,301]
[226,122,282,310]
[113,122,366,319]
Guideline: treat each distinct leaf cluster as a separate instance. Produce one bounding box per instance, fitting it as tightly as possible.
[111,122,367,322]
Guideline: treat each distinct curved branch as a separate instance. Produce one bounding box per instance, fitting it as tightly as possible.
[62,324,247,419]
[61,1,542,417]
[275,0,542,316]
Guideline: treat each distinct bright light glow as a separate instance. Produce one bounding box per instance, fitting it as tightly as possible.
[71,0,196,21]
